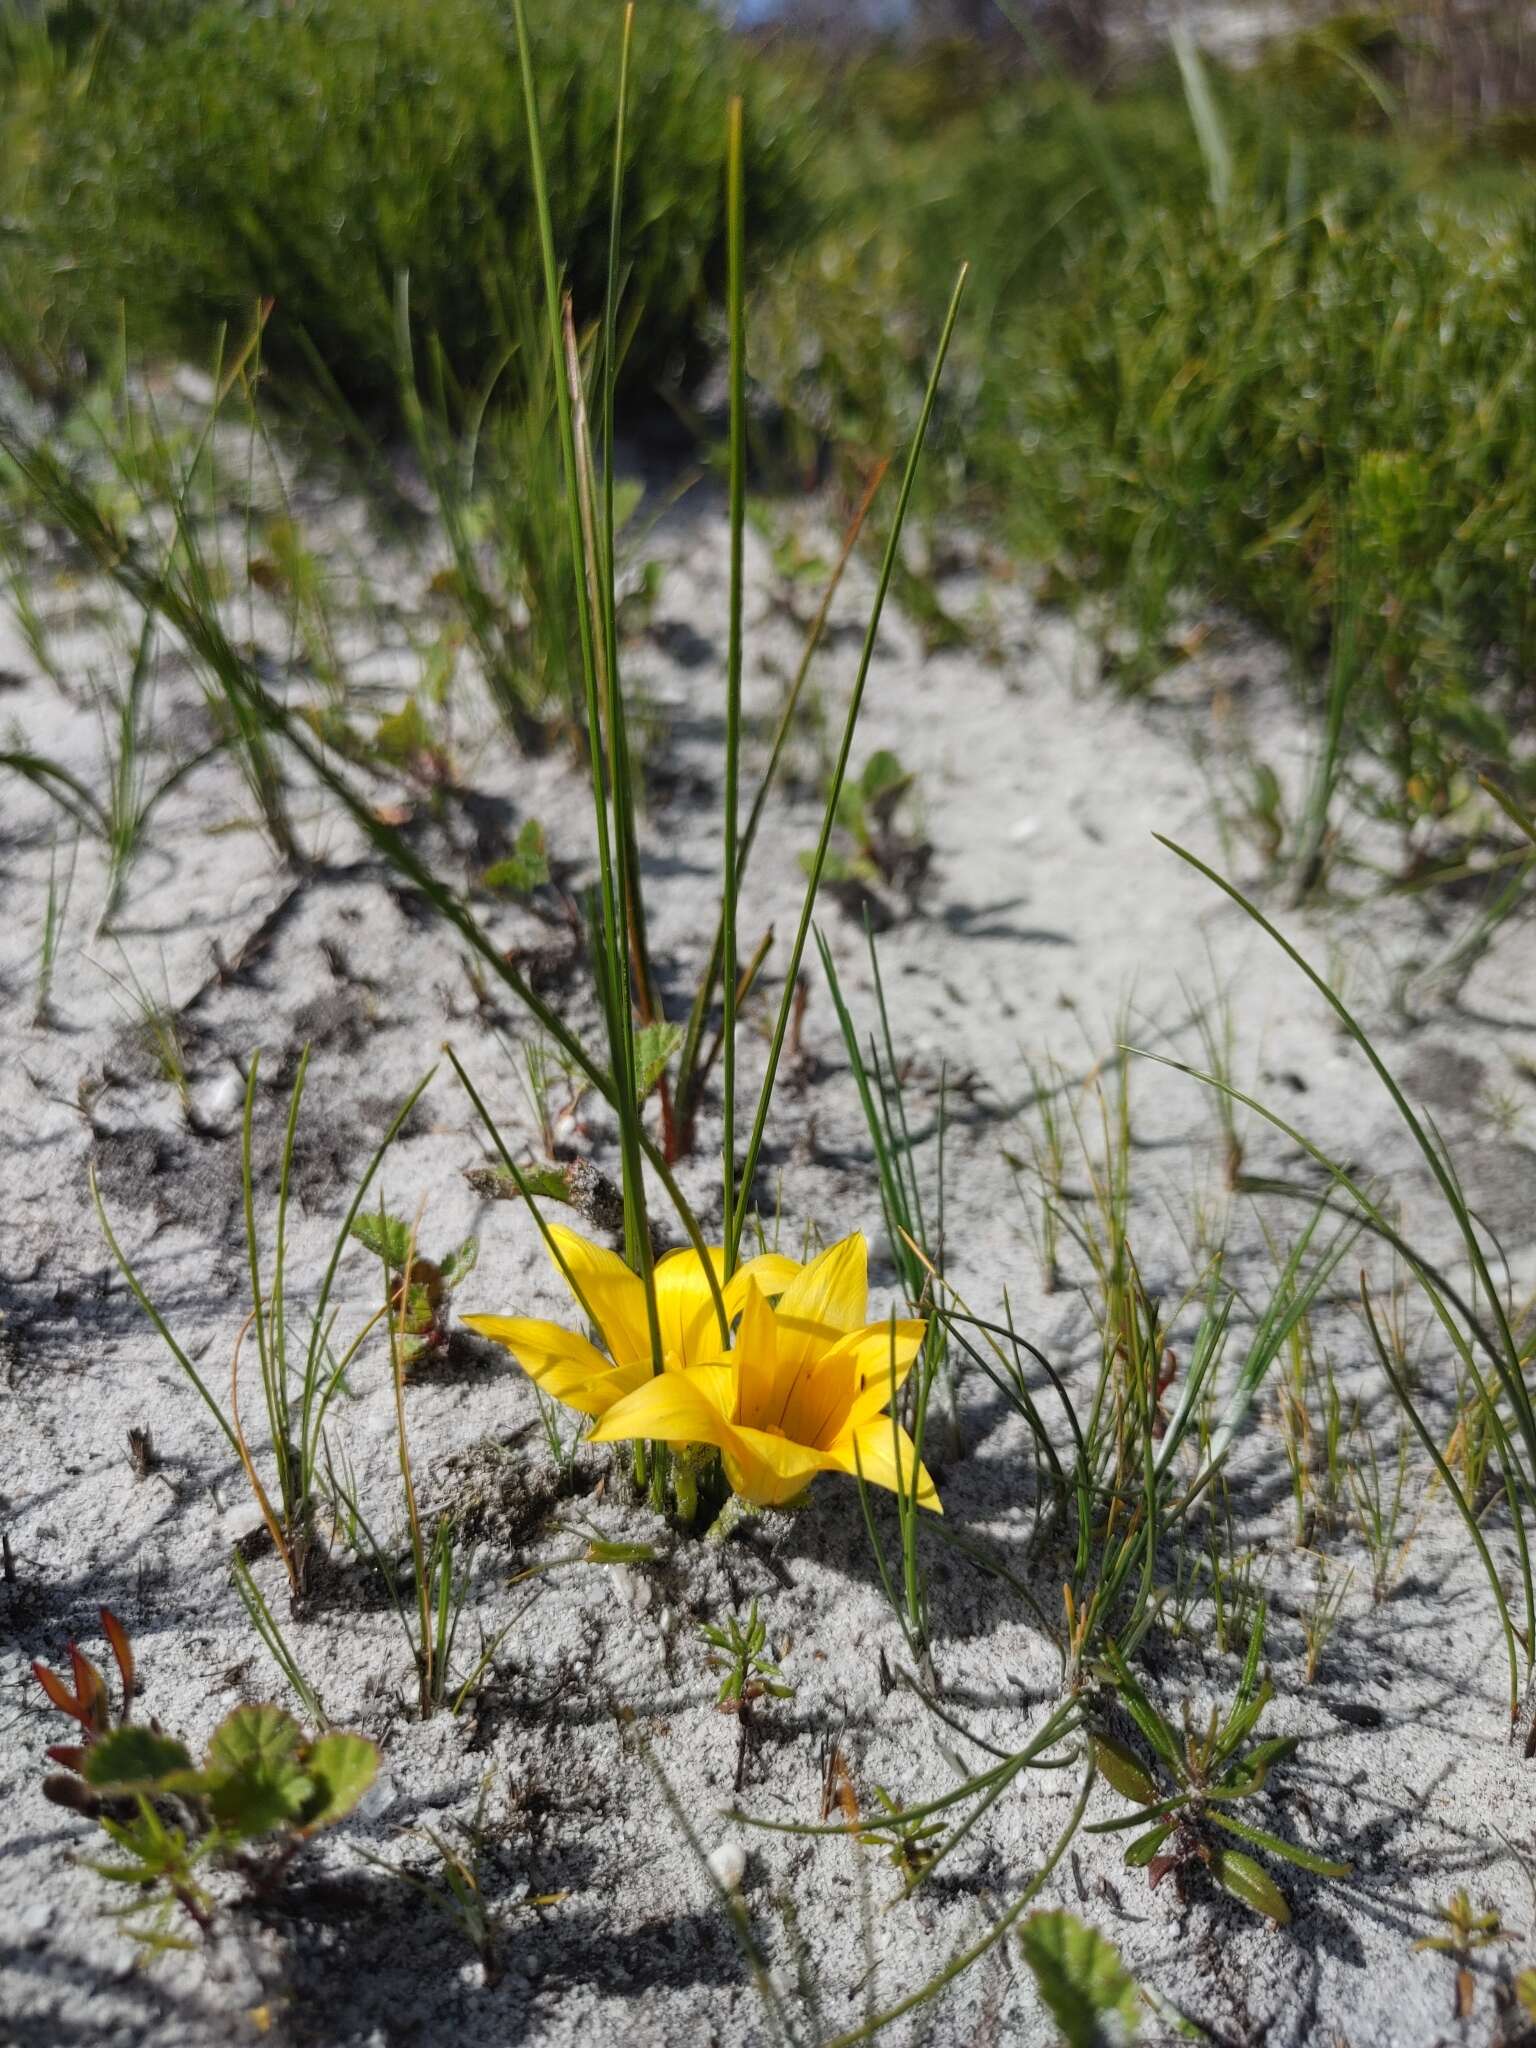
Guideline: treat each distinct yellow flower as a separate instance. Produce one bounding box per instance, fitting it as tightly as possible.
[461,1222,798,1419]
[589,1233,941,1513]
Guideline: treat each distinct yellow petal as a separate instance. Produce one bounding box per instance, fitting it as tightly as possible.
[772,1234,868,1376]
[588,1364,735,1448]
[461,1314,608,1391]
[721,1427,829,1509]
[723,1251,801,1314]
[652,1245,730,1366]
[730,1278,785,1433]
[833,1418,942,1512]
[545,1224,649,1365]
[823,1321,929,1441]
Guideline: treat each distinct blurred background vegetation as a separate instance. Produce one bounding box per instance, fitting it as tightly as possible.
[3,0,1534,863]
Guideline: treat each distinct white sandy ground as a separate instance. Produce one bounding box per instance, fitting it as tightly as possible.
[2,411,1535,2048]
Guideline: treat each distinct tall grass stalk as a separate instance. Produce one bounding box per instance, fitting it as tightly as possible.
[33,828,75,1026]
[1147,834,1534,1718]
[510,0,664,1414]
[230,1552,326,1727]
[670,460,888,1156]
[819,927,953,1665]
[721,94,747,1269]
[727,261,968,1269]
[95,1052,433,1601]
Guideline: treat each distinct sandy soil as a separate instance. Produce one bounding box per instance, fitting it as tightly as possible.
[2,417,1535,2047]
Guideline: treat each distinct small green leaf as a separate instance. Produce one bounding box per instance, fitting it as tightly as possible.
[201,1705,313,1836]
[1125,1821,1174,1869]
[1211,1845,1291,1924]
[349,1211,413,1269]
[83,1727,195,1791]
[860,748,913,822]
[1206,1808,1351,1877]
[1019,1908,1141,2047]
[206,1704,302,1778]
[612,479,645,535]
[1091,1733,1161,1807]
[439,1236,479,1287]
[296,1732,378,1831]
[634,1019,682,1101]
[483,819,549,895]
[373,699,434,766]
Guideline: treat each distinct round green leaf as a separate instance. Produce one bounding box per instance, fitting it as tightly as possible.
[1019,1908,1141,2047]
[296,1732,379,1832]
[82,1726,195,1791]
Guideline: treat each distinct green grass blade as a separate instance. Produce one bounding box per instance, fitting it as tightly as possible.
[721,94,746,1272]
[729,262,969,1266]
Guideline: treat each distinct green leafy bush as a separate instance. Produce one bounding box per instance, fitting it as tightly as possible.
[759,51,1536,841]
[34,1609,377,1955]
[20,0,812,412]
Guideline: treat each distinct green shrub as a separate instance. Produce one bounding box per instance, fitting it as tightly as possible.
[999,187,1536,825]
[19,0,813,410]
[759,52,1536,837]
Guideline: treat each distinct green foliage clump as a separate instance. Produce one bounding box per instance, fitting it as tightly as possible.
[1006,189,1536,829]
[349,1207,478,1361]
[701,1600,794,1708]
[1088,1608,1350,1924]
[34,1609,376,1956]
[760,48,1536,839]
[805,748,931,922]
[16,0,812,413]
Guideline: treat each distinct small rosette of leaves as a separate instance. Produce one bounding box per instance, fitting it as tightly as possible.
[35,1615,378,1959]
[802,749,931,923]
[350,1209,479,1360]
[1086,1609,1350,1925]
[70,1709,376,1954]
[701,1600,794,1707]
[482,818,551,897]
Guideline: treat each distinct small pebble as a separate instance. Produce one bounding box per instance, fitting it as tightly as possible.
[611,1564,652,1614]
[17,1900,52,1943]
[202,1070,244,1121]
[356,1772,395,1822]
[707,1843,747,1894]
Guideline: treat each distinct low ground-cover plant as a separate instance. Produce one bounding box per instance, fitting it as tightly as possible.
[759,33,1536,873]
[348,1208,479,1367]
[809,748,933,926]
[34,1610,376,1955]
[1088,1608,1351,1924]
[702,1600,794,1709]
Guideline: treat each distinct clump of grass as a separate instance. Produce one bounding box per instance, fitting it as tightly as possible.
[2,610,217,932]
[17,0,812,422]
[761,41,1536,872]
[1144,829,1536,1728]
[94,1049,433,1604]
